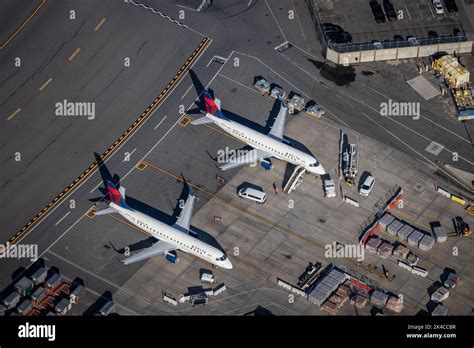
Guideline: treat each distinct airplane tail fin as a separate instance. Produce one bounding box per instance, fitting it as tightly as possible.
[202,91,227,120]
[105,180,130,209]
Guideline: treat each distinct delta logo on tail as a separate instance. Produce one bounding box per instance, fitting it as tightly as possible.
[105,180,128,208]
[202,92,226,119]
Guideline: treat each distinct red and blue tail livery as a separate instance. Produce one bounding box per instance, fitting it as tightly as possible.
[203,91,226,120]
[105,180,129,209]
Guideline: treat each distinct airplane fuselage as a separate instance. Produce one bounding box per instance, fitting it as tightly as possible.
[209,114,325,175]
[111,203,232,269]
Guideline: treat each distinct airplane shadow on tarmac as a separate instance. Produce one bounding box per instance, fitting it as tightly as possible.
[90,153,227,263]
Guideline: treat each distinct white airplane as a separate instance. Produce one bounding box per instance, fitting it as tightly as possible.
[95,180,233,269]
[191,91,325,175]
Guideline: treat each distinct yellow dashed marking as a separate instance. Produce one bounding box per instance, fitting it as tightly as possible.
[94,17,107,31]
[38,77,53,91]
[68,47,81,61]
[7,108,21,121]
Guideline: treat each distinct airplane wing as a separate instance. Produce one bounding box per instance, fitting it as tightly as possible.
[121,240,175,265]
[175,190,196,230]
[268,101,288,141]
[219,148,270,171]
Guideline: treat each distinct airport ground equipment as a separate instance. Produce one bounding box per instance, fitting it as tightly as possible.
[283,165,306,194]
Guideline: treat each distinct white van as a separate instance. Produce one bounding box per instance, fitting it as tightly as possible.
[238,187,267,204]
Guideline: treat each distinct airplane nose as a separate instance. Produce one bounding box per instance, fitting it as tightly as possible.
[225,260,233,269]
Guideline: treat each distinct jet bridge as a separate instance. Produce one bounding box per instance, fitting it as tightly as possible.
[283,165,306,194]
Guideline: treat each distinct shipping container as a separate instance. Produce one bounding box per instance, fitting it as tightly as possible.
[370,290,389,307]
[407,230,424,247]
[17,299,33,315]
[379,213,396,232]
[387,219,404,237]
[3,291,20,309]
[431,304,448,316]
[397,225,414,241]
[432,225,448,243]
[31,267,48,284]
[419,235,435,251]
[99,300,115,316]
[31,286,46,302]
[45,273,62,289]
[14,277,34,297]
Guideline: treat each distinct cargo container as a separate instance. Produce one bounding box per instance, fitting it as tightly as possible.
[14,277,34,297]
[407,230,424,247]
[321,300,338,314]
[444,272,459,288]
[397,225,414,242]
[419,235,435,251]
[366,237,382,253]
[377,242,394,258]
[431,287,449,302]
[45,273,62,289]
[370,290,389,308]
[3,291,20,309]
[326,269,348,284]
[17,299,33,315]
[431,304,448,316]
[307,289,327,306]
[70,284,85,304]
[386,296,403,313]
[99,300,115,316]
[393,244,410,260]
[406,252,419,266]
[432,225,448,243]
[379,213,396,232]
[387,219,404,237]
[31,267,48,285]
[55,298,71,315]
[398,260,412,271]
[31,286,46,303]
[314,282,332,296]
[321,275,340,292]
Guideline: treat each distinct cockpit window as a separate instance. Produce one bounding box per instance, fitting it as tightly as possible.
[309,161,319,167]
[216,255,227,261]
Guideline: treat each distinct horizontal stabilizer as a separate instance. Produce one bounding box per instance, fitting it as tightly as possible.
[190,115,214,125]
[94,207,117,216]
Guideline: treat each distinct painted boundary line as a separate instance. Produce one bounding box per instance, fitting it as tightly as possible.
[0,0,46,49]
[6,36,210,246]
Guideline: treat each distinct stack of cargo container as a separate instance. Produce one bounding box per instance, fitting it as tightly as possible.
[397,225,414,242]
[379,213,396,233]
[365,237,382,253]
[377,242,394,258]
[393,245,410,260]
[407,230,425,247]
[418,234,435,251]
[431,304,448,316]
[386,296,404,313]
[387,219,404,237]
[370,290,389,308]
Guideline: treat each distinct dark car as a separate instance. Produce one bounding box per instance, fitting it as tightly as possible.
[393,35,404,41]
[370,1,386,23]
[383,0,397,21]
[444,0,458,13]
[428,31,439,38]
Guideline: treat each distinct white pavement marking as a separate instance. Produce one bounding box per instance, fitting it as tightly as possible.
[181,84,193,99]
[46,249,166,314]
[425,141,445,155]
[358,111,471,191]
[364,85,470,145]
[154,115,167,129]
[55,211,71,226]
[14,37,213,244]
[405,6,412,20]
[265,0,287,41]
